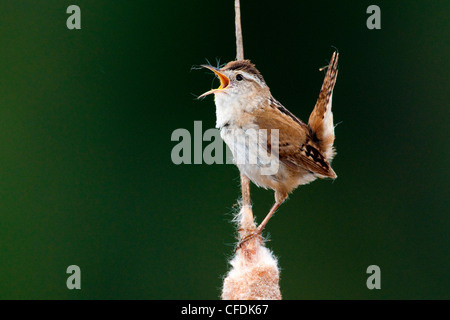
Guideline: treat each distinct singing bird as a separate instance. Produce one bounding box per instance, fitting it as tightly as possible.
[199,52,339,245]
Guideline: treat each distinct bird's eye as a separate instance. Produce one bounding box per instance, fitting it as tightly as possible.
[236,74,244,81]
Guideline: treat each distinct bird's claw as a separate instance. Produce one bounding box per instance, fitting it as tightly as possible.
[235,231,261,252]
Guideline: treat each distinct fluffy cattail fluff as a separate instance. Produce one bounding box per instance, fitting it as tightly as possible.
[221,205,281,300]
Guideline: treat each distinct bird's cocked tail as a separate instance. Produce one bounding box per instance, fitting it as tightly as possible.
[308,52,339,161]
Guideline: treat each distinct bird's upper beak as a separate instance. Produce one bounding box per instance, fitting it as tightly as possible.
[198,65,230,98]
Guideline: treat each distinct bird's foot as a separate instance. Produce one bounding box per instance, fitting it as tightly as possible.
[235,230,262,252]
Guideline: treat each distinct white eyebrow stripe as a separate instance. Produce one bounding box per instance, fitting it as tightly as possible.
[240,72,265,87]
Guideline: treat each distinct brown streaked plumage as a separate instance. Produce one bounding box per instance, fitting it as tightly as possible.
[222,60,265,83]
[199,52,339,248]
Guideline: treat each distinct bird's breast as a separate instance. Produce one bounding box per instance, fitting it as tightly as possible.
[214,94,243,130]
[213,92,263,130]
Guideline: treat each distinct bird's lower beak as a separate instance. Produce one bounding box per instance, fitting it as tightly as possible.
[198,65,230,98]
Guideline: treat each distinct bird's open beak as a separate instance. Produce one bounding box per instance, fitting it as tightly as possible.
[198,65,230,98]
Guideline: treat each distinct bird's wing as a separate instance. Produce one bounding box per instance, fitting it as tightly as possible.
[279,139,337,178]
[253,101,336,178]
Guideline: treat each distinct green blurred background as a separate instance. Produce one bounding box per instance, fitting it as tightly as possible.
[0,0,448,299]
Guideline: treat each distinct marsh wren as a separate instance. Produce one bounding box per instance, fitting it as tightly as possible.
[199,52,339,245]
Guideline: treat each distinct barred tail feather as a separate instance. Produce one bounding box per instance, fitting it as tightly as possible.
[308,52,339,161]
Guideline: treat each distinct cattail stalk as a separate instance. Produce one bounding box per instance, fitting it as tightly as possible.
[234,0,244,61]
[221,0,282,300]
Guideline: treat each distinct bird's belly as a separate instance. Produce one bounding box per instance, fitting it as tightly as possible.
[221,126,285,190]
[221,126,319,194]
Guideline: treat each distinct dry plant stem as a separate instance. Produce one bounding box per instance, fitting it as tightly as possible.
[239,174,253,228]
[235,0,253,237]
[234,0,255,244]
[235,0,244,60]
[221,0,282,300]
[240,174,251,207]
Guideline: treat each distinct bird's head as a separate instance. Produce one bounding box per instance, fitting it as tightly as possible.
[199,60,268,100]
